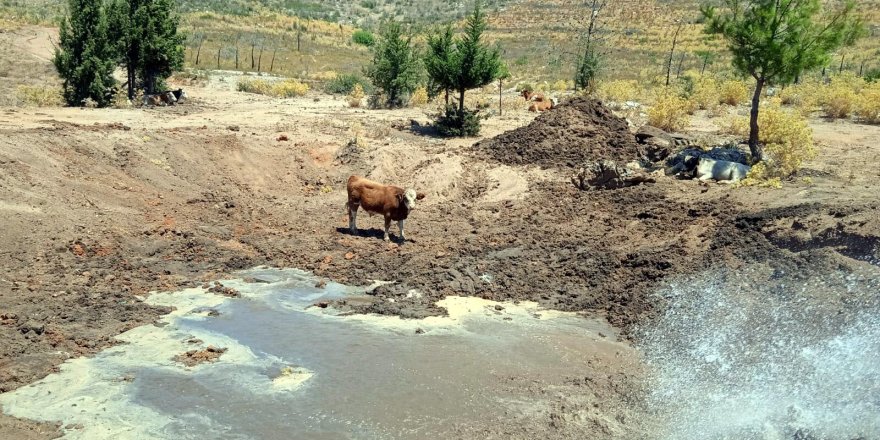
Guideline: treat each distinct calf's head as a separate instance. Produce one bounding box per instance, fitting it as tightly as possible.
[400,188,426,210]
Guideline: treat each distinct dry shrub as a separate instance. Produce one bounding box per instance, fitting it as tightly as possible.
[237,77,273,95]
[111,87,132,109]
[821,73,865,119]
[551,79,568,92]
[689,75,719,111]
[778,81,822,115]
[16,85,64,107]
[409,86,428,107]
[597,80,642,104]
[855,82,880,124]
[647,88,691,132]
[821,84,857,119]
[237,78,309,98]
[348,83,365,107]
[718,79,749,106]
[272,79,310,98]
[725,103,815,184]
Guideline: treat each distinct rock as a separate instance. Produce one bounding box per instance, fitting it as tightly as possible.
[571,160,656,191]
[226,125,240,132]
[19,320,44,335]
[635,125,683,162]
[634,125,670,143]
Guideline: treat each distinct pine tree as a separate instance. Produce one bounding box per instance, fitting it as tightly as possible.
[107,0,184,98]
[703,0,863,161]
[53,0,117,107]
[136,0,185,94]
[424,24,456,106]
[449,0,502,114]
[364,22,422,108]
[107,0,140,100]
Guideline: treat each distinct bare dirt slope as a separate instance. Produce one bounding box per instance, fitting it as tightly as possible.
[2,26,880,440]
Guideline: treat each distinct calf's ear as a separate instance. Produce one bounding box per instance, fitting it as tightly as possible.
[416,192,426,200]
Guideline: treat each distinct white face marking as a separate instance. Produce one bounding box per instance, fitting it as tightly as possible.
[403,188,417,210]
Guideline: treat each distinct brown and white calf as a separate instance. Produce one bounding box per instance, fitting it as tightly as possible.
[528,97,557,112]
[346,175,425,241]
[521,90,546,102]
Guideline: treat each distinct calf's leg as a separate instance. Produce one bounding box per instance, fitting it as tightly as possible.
[398,220,406,241]
[348,202,359,234]
[383,216,391,241]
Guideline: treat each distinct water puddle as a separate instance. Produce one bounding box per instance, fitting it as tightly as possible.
[0,268,630,439]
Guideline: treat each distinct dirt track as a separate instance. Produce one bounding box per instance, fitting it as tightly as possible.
[2,66,880,437]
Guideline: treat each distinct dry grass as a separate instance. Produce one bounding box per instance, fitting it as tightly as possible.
[723,101,816,183]
[855,81,880,124]
[237,77,309,98]
[647,88,691,132]
[348,83,365,108]
[597,80,642,104]
[718,79,749,106]
[15,84,64,107]
[409,86,428,107]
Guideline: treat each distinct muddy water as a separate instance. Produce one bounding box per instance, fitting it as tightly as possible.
[0,268,630,440]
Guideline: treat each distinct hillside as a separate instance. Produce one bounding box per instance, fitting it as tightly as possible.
[2,0,877,83]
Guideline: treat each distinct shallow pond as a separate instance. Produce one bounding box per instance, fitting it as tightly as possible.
[0,268,629,439]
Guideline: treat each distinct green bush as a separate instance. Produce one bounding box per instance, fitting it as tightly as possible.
[324,73,373,95]
[352,29,375,47]
[434,105,483,137]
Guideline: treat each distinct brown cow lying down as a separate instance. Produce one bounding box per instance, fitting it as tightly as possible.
[346,175,425,241]
[529,98,557,112]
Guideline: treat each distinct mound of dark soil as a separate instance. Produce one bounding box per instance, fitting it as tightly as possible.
[475,97,644,168]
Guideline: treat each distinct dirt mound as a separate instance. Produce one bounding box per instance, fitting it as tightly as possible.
[475,97,644,168]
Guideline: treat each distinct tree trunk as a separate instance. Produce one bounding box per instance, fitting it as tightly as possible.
[498,79,502,116]
[748,77,766,162]
[195,40,203,66]
[444,89,449,106]
[216,47,221,69]
[297,30,301,52]
[458,88,466,114]
[270,48,277,72]
[235,35,241,69]
[665,23,682,87]
[257,44,264,73]
[839,54,845,74]
[676,52,686,78]
[700,56,708,75]
[127,65,135,101]
[251,43,256,69]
